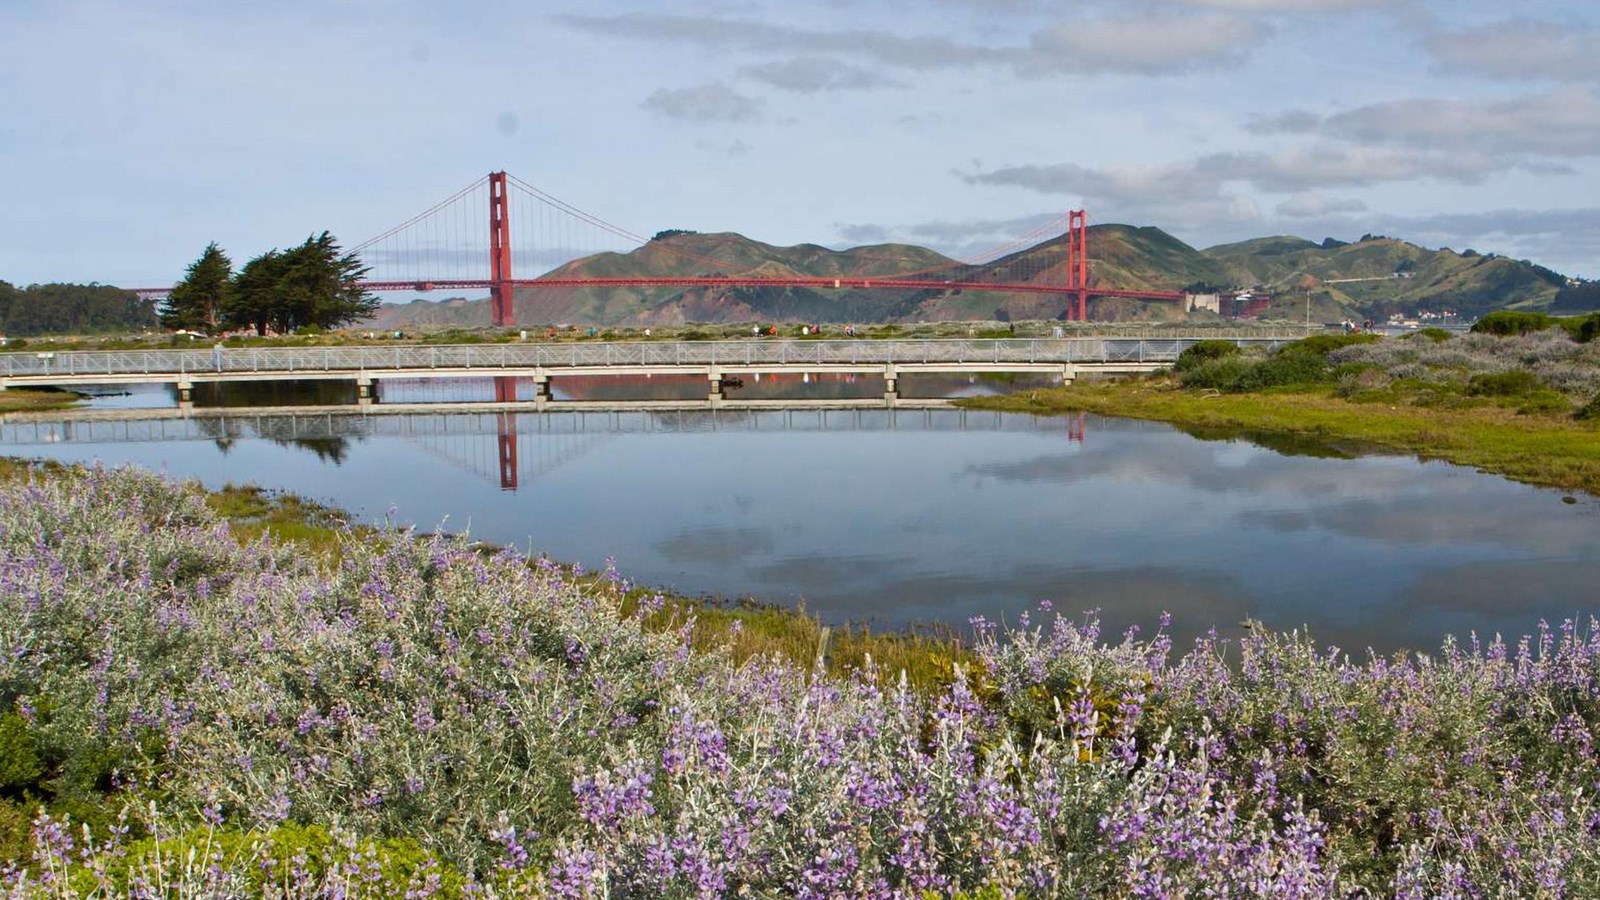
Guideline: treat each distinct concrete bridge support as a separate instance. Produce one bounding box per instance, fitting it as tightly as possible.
[884,364,899,403]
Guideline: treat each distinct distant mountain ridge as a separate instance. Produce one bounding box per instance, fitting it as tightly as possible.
[361,226,1570,329]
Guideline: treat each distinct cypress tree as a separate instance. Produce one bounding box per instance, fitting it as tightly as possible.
[160,243,232,331]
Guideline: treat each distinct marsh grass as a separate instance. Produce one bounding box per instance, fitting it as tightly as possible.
[963,376,1600,495]
[0,388,80,414]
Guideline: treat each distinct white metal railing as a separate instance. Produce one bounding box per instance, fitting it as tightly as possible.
[0,338,1288,380]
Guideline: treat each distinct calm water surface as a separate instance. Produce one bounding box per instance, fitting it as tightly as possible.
[4,380,1597,653]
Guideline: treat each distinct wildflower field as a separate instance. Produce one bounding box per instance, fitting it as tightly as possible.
[2,464,1599,897]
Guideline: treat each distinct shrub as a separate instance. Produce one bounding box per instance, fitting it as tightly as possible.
[1408,327,1454,343]
[1466,369,1542,397]
[1174,339,1241,372]
[1235,350,1331,390]
[1178,355,1255,391]
[1280,332,1381,357]
[1561,312,1600,344]
[1472,310,1555,336]
[1334,365,1392,399]
[1577,394,1600,421]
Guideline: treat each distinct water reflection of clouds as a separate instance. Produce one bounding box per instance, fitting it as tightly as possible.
[969,435,1594,553]
[1239,494,1600,556]
[1398,559,1600,618]
[782,561,1260,639]
[968,436,1476,503]
[656,526,774,565]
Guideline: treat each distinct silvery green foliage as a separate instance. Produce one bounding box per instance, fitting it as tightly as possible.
[1330,329,1600,400]
[4,466,1600,897]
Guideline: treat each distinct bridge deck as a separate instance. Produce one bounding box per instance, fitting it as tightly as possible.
[0,337,1285,389]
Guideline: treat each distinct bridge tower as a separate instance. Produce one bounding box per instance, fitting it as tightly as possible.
[489,171,514,326]
[1067,210,1089,322]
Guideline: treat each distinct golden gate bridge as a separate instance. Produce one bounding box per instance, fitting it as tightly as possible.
[136,171,1184,323]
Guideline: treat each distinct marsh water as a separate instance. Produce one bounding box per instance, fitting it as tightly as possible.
[5,375,1597,653]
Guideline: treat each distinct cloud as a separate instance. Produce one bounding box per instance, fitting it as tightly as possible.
[1022,14,1268,74]
[737,57,901,92]
[1426,20,1600,83]
[640,82,762,123]
[837,223,892,243]
[1263,86,1600,158]
[553,12,994,71]
[1152,0,1402,9]
[1244,110,1322,134]
[1275,193,1368,217]
[555,11,1267,77]
[833,212,1068,258]
[966,145,1507,215]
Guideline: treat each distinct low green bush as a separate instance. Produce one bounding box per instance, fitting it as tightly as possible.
[1235,350,1331,390]
[1516,392,1573,416]
[1174,340,1241,372]
[1408,328,1454,343]
[1577,394,1600,421]
[1334,364,1393,399]
[1177,355,1256,391]
[1472,310,1555,337]
[1280,332,1381,357]
[1560,312,1600,344]
[1466,369,1543,397]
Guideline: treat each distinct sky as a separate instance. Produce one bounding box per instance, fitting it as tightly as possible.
[3,0,1599,291]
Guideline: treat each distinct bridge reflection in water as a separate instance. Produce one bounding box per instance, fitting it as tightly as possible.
[0,400,1089,492]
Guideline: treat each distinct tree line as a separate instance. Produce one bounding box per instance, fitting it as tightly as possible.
[0,281,158,337]
[159,233,377,335]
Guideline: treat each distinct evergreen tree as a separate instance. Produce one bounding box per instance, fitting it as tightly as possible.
[222,249,288,336]
[160,243,232,331]
[222,232,376,335]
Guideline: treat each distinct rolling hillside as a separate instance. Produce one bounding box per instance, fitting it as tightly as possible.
[1203,235,1565,318]
[362,227,1571,329]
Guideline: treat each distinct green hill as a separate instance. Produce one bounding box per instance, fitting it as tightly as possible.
[516,232,960,326]
[362,227,1572,329]
[1202,235,1564,318]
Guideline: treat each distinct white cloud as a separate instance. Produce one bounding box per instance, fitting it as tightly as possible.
[1024,14,1267,74]
[969,144,1507,201]
[1248,86,1600,158]
[641,82,763,123]
[1275,193,1368,217]
[1151,0,1402,10]
[738,57,902,92]
[1426,20,1600,83]
[555,11,1267,77]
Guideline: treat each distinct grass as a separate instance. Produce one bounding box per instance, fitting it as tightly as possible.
[962,376,1600,496]
[0,388,80,414]
[611,585,973,694]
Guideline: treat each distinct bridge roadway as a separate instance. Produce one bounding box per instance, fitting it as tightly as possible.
[0,336,1287,405]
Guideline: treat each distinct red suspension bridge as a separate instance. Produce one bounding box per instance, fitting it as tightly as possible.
[142,171,1185,324]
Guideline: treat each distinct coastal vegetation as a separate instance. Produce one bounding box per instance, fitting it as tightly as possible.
[967,323,1600,495]
[0,282,156,337]
[3,463,1600,896]
[0,388,79,415]
[161,232,378,336]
